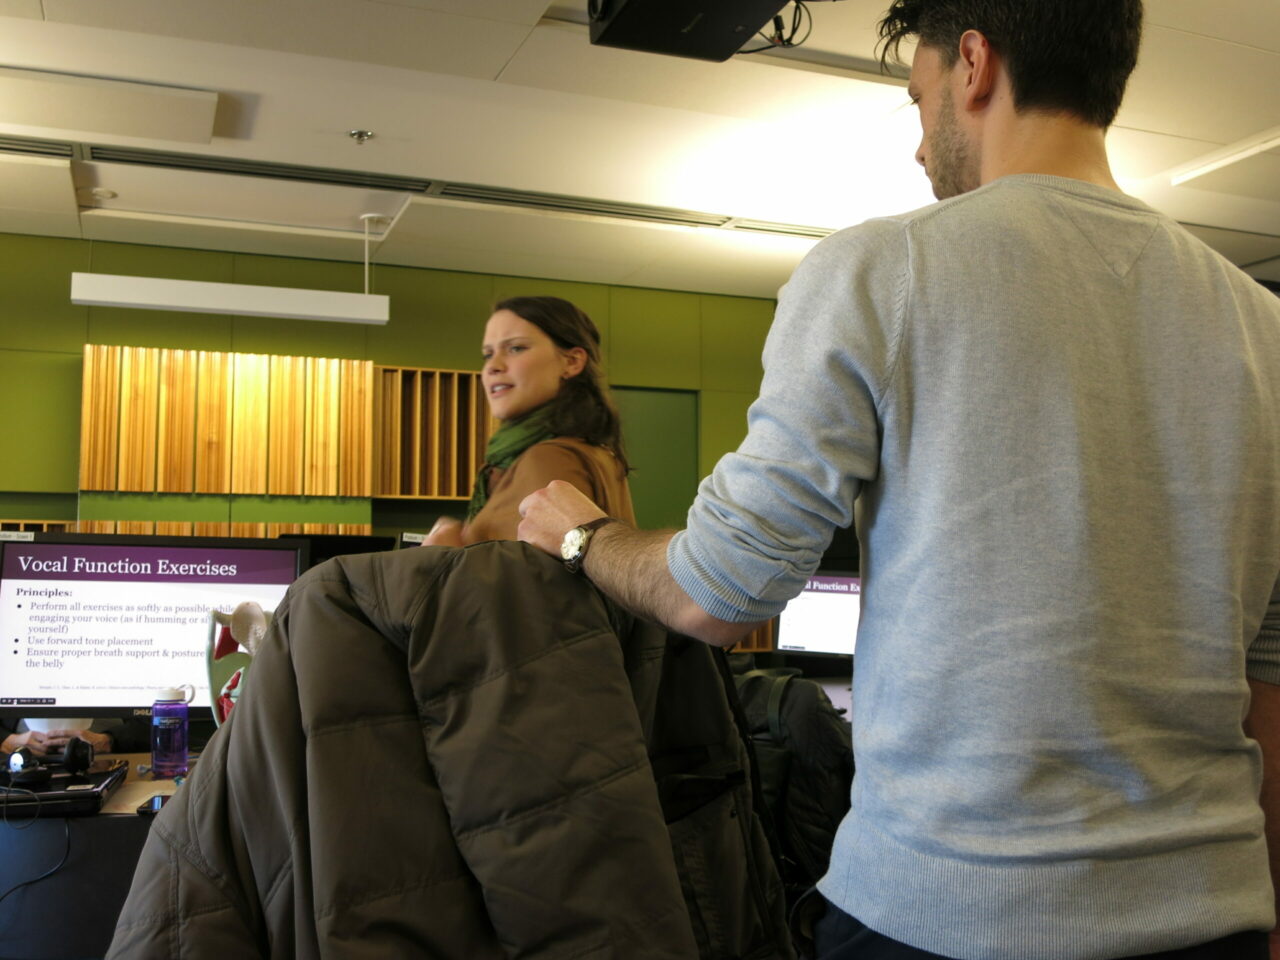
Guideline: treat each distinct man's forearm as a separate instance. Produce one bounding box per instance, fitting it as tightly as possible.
[582,525,750,645]
[517,480,762,647]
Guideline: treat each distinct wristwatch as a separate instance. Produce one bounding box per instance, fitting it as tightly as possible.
[560,517,618,573]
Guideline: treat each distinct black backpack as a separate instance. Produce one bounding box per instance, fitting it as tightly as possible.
[730,666,854,907]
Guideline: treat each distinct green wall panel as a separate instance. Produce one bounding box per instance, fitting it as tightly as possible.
[230,255,368,358]
[78,492,231,522]
[367,266,493,369]
[230,496,371,525]
[491,276,613,371]
[698,390,754,479]
[608,288,700,390]
[0,234,89,354]
[614,387,698,530]
[700,294,773,393]
[86,242,236,350]
[0,350,81,493]
[0,492,77,520]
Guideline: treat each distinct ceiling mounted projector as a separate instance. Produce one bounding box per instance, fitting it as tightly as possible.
[588,0,792,62]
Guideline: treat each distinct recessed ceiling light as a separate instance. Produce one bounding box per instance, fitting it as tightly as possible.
[90,188,118,200]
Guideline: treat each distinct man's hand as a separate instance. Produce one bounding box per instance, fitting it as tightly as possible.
[517,480,607,558]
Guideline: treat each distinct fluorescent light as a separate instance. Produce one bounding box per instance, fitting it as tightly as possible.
[70,273,389,325]
[1169,123,1280,186]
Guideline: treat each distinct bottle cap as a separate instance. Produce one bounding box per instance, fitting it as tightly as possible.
[155,687,187,701]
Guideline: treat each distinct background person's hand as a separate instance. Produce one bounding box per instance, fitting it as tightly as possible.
[517,480,606,558]
[47,728,111,755]
[2,729,52,757]
[422,516,465,547]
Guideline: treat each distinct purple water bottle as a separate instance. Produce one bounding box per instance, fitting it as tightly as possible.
[151,685,193,778]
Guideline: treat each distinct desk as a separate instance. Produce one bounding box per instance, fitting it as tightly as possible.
[0,755,178,960]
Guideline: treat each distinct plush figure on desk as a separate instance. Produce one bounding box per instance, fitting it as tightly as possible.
[207,602,271,728]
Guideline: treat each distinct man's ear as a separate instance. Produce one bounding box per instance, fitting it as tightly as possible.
[957,29,996,112]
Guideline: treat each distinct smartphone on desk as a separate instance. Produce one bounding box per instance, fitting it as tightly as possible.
[136,794,171,816]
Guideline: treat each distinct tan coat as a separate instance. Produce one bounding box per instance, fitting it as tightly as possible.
[464,437,634,543]
[106,542,792,960]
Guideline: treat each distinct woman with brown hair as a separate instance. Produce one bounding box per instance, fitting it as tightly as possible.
[423,295,634,545]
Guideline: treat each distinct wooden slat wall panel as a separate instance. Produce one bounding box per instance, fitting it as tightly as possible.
[231,522,265,538]
[80,344,120,491]
[155,522,194,537]
[375,368,401,496]
[157,349,197,493]
[116,521,154,536]
[414,372,427,496]
[368,365,486,501]
[79,520,118,534]
[268,355,307,496]
[194,522,231,537]
[195,351,233,494]
[339,359,372,498]
[305,357,340,497]
[117,346,160,492]
[230,353,270,494]
[425,373,440,496]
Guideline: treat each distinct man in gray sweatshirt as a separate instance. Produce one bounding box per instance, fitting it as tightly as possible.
[518,2,1280,958]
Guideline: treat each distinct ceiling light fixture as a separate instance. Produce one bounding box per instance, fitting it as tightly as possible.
[69,214,391,324]
[1169,122,1280,186]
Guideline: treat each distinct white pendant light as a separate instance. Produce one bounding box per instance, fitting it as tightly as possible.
[70,213,391,324]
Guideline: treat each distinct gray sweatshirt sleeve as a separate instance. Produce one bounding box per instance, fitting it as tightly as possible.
[668,219,908,621]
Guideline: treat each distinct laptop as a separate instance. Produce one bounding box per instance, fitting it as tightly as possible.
[0,758,129,818]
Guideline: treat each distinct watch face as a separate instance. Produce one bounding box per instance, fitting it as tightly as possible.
[561,527,587,561]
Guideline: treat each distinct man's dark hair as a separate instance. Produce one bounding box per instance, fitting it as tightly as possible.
[878,0,1143,128]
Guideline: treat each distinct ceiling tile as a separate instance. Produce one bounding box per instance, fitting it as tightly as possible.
[1179,224,1280,267]
[1182,150,1280,204]
[75,162,409,234]
[0,1,42,16]
[42,0,534,80]
[1247,258,1280,282]
[1107,126,1216,182]
[1146,0,1280,54]
[368,0,551,25]
[1119,24,1280,144]
[0,154,81,237]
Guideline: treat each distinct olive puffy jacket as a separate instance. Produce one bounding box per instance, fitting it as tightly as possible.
[107,540,792,959]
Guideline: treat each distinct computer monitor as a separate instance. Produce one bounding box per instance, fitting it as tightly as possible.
[0,534,307,721]
[776,572,861,658]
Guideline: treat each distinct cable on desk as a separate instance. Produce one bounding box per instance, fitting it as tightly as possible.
[0,814,71,910]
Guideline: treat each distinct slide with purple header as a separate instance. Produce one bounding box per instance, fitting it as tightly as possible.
[1,542,296,711]
[777,574,862,656]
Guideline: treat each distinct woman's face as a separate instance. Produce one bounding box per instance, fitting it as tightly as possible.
[481,310,585,421]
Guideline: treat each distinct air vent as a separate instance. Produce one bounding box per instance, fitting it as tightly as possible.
[86,146,434,193]
[0,135,76,159]
[438,182,732,228]
[730,219,834,239]
[0,132,835,242]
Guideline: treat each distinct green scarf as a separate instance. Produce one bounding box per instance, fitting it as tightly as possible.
[466,404,558,521]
